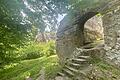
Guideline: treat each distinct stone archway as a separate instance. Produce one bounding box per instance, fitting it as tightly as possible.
[74,12,99,47]
[83,14,104,49]
[55,1,120,80]
[56,0,120,64]
[56,12,102,64]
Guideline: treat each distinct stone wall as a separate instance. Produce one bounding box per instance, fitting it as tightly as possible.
[56,14,78,63]
[56,0,120,64]
[56,13,104,63]
[103,7,120,67]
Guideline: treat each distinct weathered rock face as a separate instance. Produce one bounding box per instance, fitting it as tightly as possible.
[56,14,103,63]
[35,32,56,42]
[56,14,80,63]
[56,0,120,64]
[84,15,104,43]
[103,7,120,67]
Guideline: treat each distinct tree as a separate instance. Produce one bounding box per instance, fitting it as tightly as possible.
[0,0,70,63]
[0,0,111,63]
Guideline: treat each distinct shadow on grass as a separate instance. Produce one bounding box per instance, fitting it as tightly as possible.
[0,55,61,80]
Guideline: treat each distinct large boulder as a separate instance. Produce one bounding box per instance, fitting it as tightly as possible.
[84,15,104,44]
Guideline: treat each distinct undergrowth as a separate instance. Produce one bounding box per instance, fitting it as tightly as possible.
[0,55,61,80]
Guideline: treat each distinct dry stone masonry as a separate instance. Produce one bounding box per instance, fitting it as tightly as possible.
[55,0,120,79]
[103,7,120,67]
[56,0,120,68]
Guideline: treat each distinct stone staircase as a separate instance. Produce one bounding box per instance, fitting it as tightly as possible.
[55,51,93,80]
[55,42,105,80]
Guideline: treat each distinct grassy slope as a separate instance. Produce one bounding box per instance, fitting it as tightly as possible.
[0,55,61,80]
[88,58,120,80]
[0,55,120,80]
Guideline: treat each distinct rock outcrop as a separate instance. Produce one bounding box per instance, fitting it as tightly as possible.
[84,15,103,43]
[35,32,56,42]
[103,7,120,68]
[55,0,120,80]
[56,0,120,65]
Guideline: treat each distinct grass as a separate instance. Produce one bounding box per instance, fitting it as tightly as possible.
[1,53,120,80]
[88,58,120,80]
[0,55,61,80]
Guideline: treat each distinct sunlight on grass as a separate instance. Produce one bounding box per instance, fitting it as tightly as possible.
[0,55,61,80]
[3,63,19,70]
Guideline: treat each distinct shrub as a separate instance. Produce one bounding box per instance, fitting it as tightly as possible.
[42,41,56,57]
[17,40,56,60]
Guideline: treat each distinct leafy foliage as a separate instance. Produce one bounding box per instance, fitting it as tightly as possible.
[0,0,68,63]
[0,0,108,64]
[0,0,32,63]
[0,55,61,80]
[17,41,56,60]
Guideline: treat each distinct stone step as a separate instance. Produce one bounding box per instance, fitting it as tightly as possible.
[62,68,74,77]
[68,62,90,70]
[79,71,87,76]
[57,72,65,77]
[77,56,90,59]
[64,65,79,73]
[71,58,87,64]
[68,62,80,67]
[68,62,83,69]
